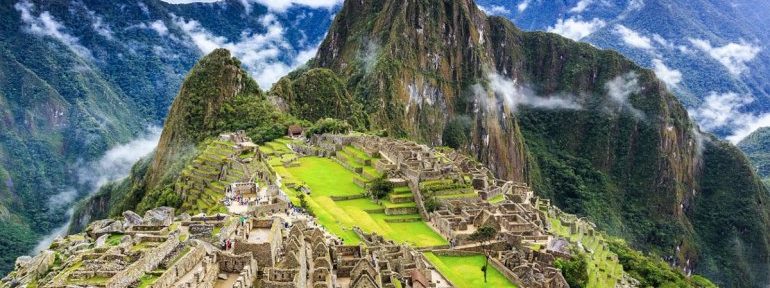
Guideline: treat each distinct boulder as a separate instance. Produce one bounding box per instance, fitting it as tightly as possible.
[143,207,175,226]
[95,234,109,248]
[14,256,32,269]
[11,250,55,284]
[68,242,92,254]
[218,273,228,280]
[175,213,192,222]
[122,211,143,226]
[86,219,125,238]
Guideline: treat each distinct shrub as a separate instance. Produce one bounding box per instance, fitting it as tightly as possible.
[368,176,393,200]
[555,254,589,288]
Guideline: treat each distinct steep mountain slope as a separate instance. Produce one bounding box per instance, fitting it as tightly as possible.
[266,0,769,286]
[70,49,298,231]
[0,0,334,274]
[738,127,770,183]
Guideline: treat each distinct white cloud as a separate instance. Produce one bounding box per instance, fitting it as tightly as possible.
[618,0,645,20]
[172,13,317,88]
[33,127,161,254]
[652,59,682,88]
[688,39,761,75]
[148,20,169,36]
[47,189,78,209]
[251,0,342,12]
[547,17,606,41]
[14,0,92,59]
[86,10,114,40]
[478,4,512,15]
[160,0,221,3]
[569,0,594,13]
[605,72,644,118]
[614,25,653,50]
[78,127,162,189]
[475,72,581,114]
[161,0,341,13]
[688,92,770,143]
[517,0,531,12]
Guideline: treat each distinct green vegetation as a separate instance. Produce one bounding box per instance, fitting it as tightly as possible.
[306,118,353,136]
[555,254,589,288]
[607,238,716,287]
[423,252,517,288]
[0,220,38,274]
[106,234,123,246]
[544,210,623,287]
[488,194,506,204]
[137,274,159,288]
[368,176,394,200]
[267,145,445,247]
[270,68,366,129]
[738,126,770,181]
[442,116,472,149]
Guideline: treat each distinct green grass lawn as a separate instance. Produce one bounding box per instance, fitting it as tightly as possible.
[280,156,446,247]
[424,252,517,288]
[488,194,506,204]
[286,157,364,197]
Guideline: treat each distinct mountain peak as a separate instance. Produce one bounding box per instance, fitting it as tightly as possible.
[148,48,260,187]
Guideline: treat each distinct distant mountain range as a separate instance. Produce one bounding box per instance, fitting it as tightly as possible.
[475,0,770,144]
[0,0,334,274]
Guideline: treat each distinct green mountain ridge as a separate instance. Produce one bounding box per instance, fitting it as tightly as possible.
[738,127,770,185]
[71,0,769,286]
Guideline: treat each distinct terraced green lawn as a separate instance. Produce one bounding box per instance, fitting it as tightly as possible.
[546,213,623,288]
[286,157,363,197]
[280,156,446,247]
[423,252,517,288]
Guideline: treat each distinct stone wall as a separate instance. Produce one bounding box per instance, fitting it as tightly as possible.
[151,241,206,288]
[234,242,273,269]
[407,181,430,220]
[217,252,254,273]
[489,257,524,287]
[106,233,180,288]
[189,224,214,239]
[248,201,288,217]
[218,218,240,243]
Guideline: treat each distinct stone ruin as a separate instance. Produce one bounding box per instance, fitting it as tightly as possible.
[219,130,258,156]
[430,199,550,246]
[3,132,608,288]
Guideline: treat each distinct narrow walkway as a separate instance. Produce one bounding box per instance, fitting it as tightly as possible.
[213,273,239,288]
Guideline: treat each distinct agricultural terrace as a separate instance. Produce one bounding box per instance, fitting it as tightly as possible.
[263,138,447,247]
[540,202,624,288]
[423,252,517,288]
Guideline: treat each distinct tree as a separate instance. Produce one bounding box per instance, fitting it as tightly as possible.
[554,254,589,288]
[368,176,393,200]
[298,193,314,216]
[306,118,352,136]
[424,197,440,212]
[442,116,471,149]
[469,226,497,283]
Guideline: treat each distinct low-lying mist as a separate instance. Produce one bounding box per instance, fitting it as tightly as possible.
[33,127,161,253]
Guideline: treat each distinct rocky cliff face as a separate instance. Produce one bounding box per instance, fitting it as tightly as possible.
[285,0,770,286]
